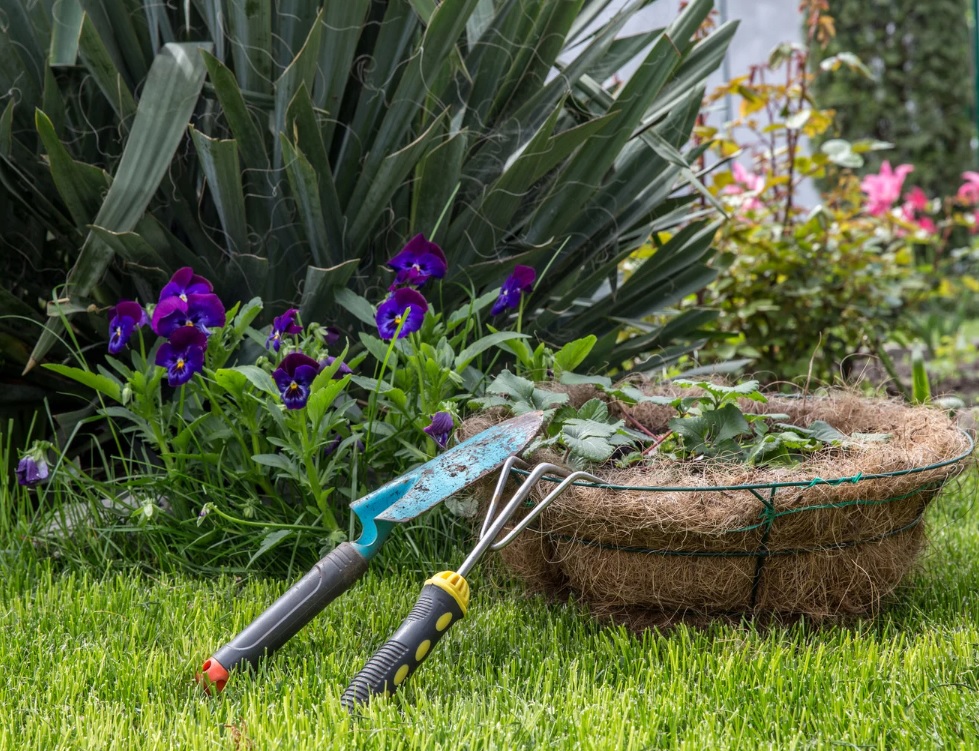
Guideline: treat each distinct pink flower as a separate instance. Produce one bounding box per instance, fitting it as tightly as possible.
[957,171,979,204]
[898,187,936,235]
[860,161,913,216]
[722,162,765,212]
[903,186,928,213]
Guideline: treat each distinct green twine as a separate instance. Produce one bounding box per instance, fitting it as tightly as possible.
[512,431,972,608]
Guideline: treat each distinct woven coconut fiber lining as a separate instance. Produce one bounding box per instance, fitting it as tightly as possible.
[458,387,972,627]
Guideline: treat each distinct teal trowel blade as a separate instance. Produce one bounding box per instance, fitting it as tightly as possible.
[349,411,544,558]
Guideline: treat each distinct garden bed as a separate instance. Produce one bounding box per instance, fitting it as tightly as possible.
[461,386,972,629]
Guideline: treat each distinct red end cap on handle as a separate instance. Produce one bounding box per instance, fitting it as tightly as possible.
[196,658,230,694]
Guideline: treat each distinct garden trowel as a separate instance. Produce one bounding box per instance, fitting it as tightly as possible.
[197,411,544,693]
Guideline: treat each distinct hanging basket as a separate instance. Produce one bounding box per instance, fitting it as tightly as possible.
[459,387,973,628]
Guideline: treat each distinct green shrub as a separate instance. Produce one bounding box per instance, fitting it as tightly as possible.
[0,0,735,386]
[689,6,972,386]
[812,0,976,196]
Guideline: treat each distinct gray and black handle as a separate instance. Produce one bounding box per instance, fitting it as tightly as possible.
[341,571,469,710]
[197,542,369,693]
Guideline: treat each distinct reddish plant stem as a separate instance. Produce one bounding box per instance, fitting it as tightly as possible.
[619,405,658,439]
[642,431,673,456]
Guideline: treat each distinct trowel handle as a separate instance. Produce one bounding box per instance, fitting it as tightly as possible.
[197,542,369,693]
[341,571,469,710]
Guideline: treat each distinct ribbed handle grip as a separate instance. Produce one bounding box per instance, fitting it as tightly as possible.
[341,573,468,710]
[198,542,369,693]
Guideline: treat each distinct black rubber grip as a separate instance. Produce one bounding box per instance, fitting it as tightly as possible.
[210,542,369,673]
[341,583,465,710]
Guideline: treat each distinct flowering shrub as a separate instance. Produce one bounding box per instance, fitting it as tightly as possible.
[22,236,540,571]
[686,3,978,385]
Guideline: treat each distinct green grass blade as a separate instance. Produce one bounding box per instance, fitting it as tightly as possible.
[199,50,268,171]
[333,0,418,199]
[86,227,169,284]
[313,0,371,145]
[280,135,331,268]
[77,12,137,123]
[273,0,320,71]
[0,100,13,157]
[347,113,448,252]
[912,348,932,404]
[49,0,83,66]
[272,9,324,170]
[299,260,360,325]
[411,121,467,239]
[285,85,345,259]
[27,42,211,372]
[189,127,249,255]
[34,109,112,230]
[466,0,495,45]
[346,0,478,209]
[227,0,272,96]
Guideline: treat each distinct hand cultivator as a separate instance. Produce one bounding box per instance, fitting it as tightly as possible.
[339,455,599,710]
[198,411,588,702]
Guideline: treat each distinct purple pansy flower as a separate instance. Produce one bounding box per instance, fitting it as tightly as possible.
[319,355,353,378]
[273,352,320,409]
[159,267,214,302]
[387,234,447,288]
[491,265,536,316]
[16,455,49,487]
[322,326,342,346]
[423,412,454,450]
[375,288,429,340]
[155,327,207,386]
[151,293,226,337]
[107,300,148,355]
[323,433,342,456]
[266,308,303,352]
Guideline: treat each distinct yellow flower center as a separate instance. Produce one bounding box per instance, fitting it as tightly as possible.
[175,358,185,371]
[288,381,299,393]
[394,314,403,325]
[114,326,122,338]
[179,293,188,302]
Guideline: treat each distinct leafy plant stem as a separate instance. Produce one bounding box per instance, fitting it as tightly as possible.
[203,504,325,534]
[363,315,409,456]
[409,331,430,414]
[297,412,338,532]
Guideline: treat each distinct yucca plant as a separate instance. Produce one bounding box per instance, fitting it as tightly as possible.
[1,0,735,381]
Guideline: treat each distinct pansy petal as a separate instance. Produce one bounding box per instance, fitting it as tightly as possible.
[187,293,226,331]
[375,288,428,339]
[319,356,353,378]
[159,266,214,301]
[108,315,137,355]
[152,296,189,336]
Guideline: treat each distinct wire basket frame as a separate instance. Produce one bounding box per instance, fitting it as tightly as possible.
[505,432,975,611]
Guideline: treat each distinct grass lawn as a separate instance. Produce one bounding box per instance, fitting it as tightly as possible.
[2,471,979,750]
